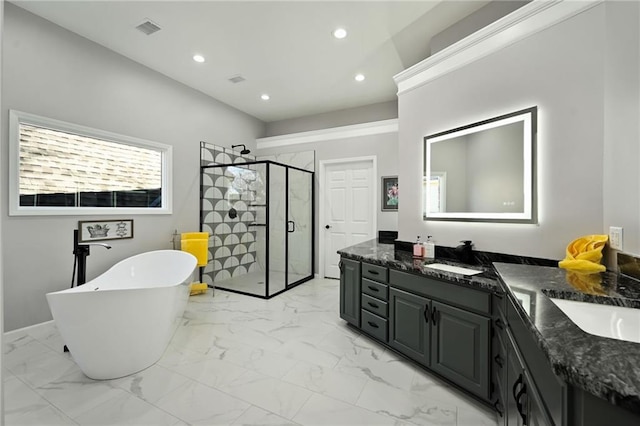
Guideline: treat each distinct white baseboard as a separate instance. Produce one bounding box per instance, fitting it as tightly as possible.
[4,320,54,338]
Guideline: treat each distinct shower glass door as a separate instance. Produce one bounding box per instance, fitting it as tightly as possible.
[268,163,287,296]
[287,167,313,287]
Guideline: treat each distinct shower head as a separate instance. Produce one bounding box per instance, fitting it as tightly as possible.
[231,144,251,155]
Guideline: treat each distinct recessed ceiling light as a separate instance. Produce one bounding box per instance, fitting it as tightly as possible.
[333,28,347,39]
[261,94,270,101]
[355,74,365,82]
[193,54,205,63]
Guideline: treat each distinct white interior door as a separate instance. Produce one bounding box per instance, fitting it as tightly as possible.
[323,159,375,278]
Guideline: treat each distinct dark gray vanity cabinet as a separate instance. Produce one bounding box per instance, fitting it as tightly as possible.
[388,288,431,365]
[495,292,562,426]
[506,331,542,426]
[492,294,508,425]
[389,269,492,401]
[496,287,640,426]
[431,301,490,399]
[340,258,493,403]
[504,323,554,426]
[507,296,563,426]
[339,258,360,327]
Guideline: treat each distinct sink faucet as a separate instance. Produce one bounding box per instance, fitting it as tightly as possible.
[455,240,474,264]
[73,229,111,287]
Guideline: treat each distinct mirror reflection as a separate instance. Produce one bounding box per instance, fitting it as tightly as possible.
[423,107,537,223]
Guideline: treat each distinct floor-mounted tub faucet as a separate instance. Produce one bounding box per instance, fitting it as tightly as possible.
[73,229,111,287]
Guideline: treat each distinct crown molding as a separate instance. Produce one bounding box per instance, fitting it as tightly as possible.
[256,119,398,150]
[393,0,602,95]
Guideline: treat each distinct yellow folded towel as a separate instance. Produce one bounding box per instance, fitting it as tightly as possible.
[558,234,608,273]
[190,282,208,295]
[181,232,209,267]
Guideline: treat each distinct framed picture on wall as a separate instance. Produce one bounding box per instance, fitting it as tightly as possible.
[78,219,134,242]
[381,176,399,211]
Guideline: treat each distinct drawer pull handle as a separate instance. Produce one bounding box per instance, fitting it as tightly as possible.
[495,292,504,299]
[494,354,504,368]
[512,374,523,400]
[493,399,504,417]
[515,379,528,425]
[367,321,379,329]
[423,305,429,324]
[368,270,380,275]
[368,286,379,292]
[367,302,379,309]
[495,318,505,330]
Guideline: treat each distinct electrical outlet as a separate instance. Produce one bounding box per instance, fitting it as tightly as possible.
[609,226,623,251]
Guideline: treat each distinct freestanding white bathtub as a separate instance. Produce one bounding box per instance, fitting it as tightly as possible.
[46,250,197,380]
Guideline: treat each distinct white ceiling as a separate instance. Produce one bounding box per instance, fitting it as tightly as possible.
[11,1,489,123]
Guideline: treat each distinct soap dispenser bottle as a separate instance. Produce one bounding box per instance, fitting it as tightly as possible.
[424,236,435,259]
[413,236,423,257]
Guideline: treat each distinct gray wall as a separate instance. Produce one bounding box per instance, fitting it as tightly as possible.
[398,4,609,260]
[2,4,265,331]
[265,100,397,137]
[430,1,530,55]
[602,1,640,265]
[257,130,398,273]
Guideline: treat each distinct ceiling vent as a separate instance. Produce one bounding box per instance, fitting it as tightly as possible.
[228,75,246,84]
[136,19,161,36]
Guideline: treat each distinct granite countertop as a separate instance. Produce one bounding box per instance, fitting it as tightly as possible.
[494,262,640,414]
[338,239,640,414]
[337,239,501,292]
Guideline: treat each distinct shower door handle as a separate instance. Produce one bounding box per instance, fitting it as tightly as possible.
[287,221,296,233]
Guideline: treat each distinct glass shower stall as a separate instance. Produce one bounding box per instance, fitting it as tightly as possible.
[200,160,314,298]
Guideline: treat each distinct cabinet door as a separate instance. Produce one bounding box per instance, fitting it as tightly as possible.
[430,301,490,400]
[339,258,360,327]
[388,288,430,366]
[525,370,553,426]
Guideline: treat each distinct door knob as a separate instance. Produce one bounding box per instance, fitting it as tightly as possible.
[325,225,331,229]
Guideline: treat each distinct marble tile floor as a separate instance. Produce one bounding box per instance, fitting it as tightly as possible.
[3,278,498,426]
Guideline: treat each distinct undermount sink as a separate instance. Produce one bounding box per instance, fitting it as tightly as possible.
[424,263,483,276]
[549,298,640,344]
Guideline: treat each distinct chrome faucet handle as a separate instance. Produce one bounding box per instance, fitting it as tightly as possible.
[80,242,112,249]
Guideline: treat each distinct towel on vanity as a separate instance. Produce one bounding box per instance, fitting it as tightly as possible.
[558,234,608,273]
[181,232,209,267]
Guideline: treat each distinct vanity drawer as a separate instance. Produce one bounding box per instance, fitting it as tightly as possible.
[361,309,388,342]
[362,263,388,283]
[362,293,388,318]
[362,278,389,301]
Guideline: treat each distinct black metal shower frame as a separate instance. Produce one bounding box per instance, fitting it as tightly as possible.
[200,159,315,299]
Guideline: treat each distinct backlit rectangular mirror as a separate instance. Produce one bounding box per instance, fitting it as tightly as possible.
[424,106,537,223]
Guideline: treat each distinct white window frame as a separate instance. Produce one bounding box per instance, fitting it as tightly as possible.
[9,110,173,216]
